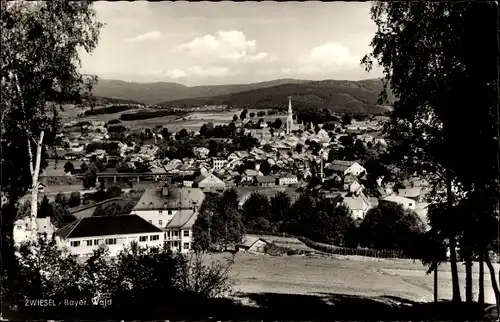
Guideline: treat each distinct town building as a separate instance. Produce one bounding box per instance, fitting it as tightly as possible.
[13,215,56,246]
[165,209,197,253]
[325,160,366,178]
[193,173,226,190]
[236,236,268,253]
[130,185,205,229]
[213,158,227,171]
[55,215,164,257]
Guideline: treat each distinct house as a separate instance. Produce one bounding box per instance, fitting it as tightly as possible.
[236,236,268,253]
[343,175,363,194]
[381,195,417,210]
[213,158,227,170]
[343,196,371,220]
[130,185,205,229]
[13,215,56,246]
[325,160,366,178]
[241,169,263,183]
[165,209,198,253]
[193,173,226,190]
[278,173,298,186]
[397,187,422,202]
[150,166,168,181]
[256,175,276,187]
[249,128,272,141]
[55,215,164,257]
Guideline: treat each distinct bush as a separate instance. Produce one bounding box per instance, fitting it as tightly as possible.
[3,238,234,320]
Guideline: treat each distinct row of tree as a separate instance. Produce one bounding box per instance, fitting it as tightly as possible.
[362,1,499,308]
[192,189,426,255]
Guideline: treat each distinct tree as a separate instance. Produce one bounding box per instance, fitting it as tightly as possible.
[362,1,498,306]
[82,169,97,189]
[93,204,106,217]
[208,140,218,158]
[342,114,352,125]
[176,128,189,140]
[37,195,54,219]
[272,118,282,130]
[54,193,67,206]
[239,109,248,121]
[192,191,244,251]
[359,202,426,252]
[259,160,271,175]
[68,192,81,208]
[242,193,271,231]
[106,186,122,199]
[269,192,292,229]
[64,161,74,174]
[161,127,170,139]
[232,114,238,122]
[249,112,255,118]
[1,0,102,262]
[80,162,89,173]
[295,143,304,154]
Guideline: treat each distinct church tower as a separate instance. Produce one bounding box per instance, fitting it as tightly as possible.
[286,96,293,135]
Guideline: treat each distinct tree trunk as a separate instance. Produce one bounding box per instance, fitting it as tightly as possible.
[465,256,473,305]
[479,251,485,307]
[28,131,45,238]
[447,176,462,304]
[433,260,438,303]
[485,254,500,315]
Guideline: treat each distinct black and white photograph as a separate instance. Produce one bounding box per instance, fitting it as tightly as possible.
[1,1,499,320]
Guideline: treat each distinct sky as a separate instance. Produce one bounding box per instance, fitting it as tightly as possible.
[80,1,383,86]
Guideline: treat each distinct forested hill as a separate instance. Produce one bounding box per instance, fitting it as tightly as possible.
[158,79,394,115]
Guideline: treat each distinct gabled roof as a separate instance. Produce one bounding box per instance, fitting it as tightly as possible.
[238,236,268,248]
[133,185,205,210]
[166,209,197,229]
[56,215,162,239]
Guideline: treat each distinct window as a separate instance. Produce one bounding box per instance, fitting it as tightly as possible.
[159,220,163,226]
[86,240,92,246]
[173,241,178,247]
[16,225,22,230]
[94,239,101,245]
[167,231,171,237]
[150,235,159,241]
[105,238,116,245]
[139,236,147,242]
[174,231,178,237]
[148,220,152,224]
[409,203,413,207]
[183,243,190,250]
[183,230,189,237]
[168,210,172,215]
[70,241,80,247]
[159,210,163,215]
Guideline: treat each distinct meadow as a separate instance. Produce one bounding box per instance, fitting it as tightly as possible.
[209,252,499,306]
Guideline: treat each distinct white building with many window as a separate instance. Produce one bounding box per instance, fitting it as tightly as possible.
[55,215,164,257]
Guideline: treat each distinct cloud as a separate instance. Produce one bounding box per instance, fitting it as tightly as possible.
[299,42,361,74]
[163,66,232,79]
[125,31,163,43]
[178,30,273,63]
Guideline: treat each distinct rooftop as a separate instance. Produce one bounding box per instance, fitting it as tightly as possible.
[56,215,162,239]
[133,185,205,210]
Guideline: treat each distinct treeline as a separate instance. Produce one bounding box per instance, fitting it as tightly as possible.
[84,105,135,116]
[3,238,234,320]
[119,110,187,121]
[192,189,428,257]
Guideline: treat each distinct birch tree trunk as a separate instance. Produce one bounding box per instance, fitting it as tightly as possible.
[479,251,485,307]
[447,175,462,304]
[485,254,500,316]
[28,131,45,237]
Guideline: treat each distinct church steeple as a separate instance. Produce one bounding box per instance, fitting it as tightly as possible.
[286,96,293,135]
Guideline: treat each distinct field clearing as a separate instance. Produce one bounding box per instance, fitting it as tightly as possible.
[207,252,500,305]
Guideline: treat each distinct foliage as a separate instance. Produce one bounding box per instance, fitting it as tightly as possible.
[63,161,74,174]
[68,192,81,208]
[358,202,426,252]
[3,237,235,319]
[242,193,271,231]
[193,190,244,251]
[106,186,122,198]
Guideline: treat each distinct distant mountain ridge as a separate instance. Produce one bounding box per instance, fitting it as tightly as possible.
[92,78,393,115]
[92,78,313,105]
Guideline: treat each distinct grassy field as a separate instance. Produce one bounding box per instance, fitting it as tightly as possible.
[61,106,285,132]
[208,252,499,305]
